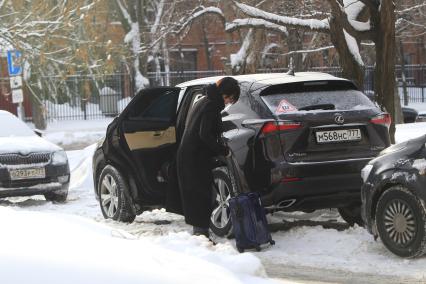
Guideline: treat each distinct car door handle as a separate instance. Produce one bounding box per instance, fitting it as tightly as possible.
[153,131,164,137]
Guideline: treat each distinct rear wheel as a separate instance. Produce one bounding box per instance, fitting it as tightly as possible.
[338,205,364,226]
[210,167,233,237]
[376,186,426,258]
[98,165,136,223]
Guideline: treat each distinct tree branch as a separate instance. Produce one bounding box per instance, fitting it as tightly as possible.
[174,6,225,36]
[327,0,374,40]
[226,18,288,36]
[233,1,330,32]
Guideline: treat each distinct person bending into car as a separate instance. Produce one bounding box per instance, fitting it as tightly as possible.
[177,77,240,239]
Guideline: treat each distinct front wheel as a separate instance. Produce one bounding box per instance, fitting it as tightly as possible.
[98,165,136,223]
[376,186,426,258]
[210,167,233,237]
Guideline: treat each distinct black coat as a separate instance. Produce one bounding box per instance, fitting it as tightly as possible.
[176,84,227,228]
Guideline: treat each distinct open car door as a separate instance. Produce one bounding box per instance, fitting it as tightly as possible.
[119,87,181,202]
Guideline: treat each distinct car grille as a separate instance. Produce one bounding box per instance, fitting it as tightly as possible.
[0,153,51,165]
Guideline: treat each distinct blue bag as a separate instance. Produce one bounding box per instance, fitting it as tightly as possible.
[229,192,275,253]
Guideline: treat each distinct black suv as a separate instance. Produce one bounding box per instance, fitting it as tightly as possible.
[93,72,390,235]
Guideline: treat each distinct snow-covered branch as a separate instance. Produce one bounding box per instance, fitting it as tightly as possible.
[174,6,225,35]
[233,2,330,32]
[396,3,426,14]
[115,0,133,29]
[226,18,288,36]
[326,0,373,40]
[263,45,334,57]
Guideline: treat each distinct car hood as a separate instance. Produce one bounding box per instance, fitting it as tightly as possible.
[370,135,426,173]
[0,135,63,155]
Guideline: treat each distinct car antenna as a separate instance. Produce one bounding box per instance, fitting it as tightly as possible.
[286,57,295,76]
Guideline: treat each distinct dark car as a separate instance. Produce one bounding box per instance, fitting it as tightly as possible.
[0,110,70,202]
[364,91,418,123]
[361,135,426,258]
[401,107,418,123]
[93,72,390,235]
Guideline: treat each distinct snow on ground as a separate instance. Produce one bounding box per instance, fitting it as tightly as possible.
[0,206,272,284]
[1,144,274,284]
[395,121,426,143]
[3,114,426,283]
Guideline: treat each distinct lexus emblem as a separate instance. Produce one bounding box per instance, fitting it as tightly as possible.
[334,114,345,124]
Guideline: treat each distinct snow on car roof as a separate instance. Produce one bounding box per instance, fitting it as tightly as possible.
[176,72,348,88]
[0,110,35,137]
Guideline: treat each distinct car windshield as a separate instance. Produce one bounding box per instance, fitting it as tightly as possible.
[262,90,375,114]
[0,112,35,137]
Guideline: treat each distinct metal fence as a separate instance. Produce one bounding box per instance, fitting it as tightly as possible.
[0,65,425,122]
[40,73,131,121]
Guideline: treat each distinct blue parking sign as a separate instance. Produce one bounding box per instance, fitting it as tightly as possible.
[7,50,22,76]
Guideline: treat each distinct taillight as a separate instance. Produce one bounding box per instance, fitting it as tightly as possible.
[371,113,391,128]
[261,121,302,134]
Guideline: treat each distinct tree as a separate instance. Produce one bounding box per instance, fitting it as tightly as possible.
[0,0,117,128]
[110,0,183,91]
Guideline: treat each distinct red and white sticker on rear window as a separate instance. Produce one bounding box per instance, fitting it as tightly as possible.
[275,99,297,114]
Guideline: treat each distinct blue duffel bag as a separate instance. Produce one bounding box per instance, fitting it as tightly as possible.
[229,192,275,253]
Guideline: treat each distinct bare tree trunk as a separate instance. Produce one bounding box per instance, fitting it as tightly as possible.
[287,29,303,71]
[374,1,396,143]
[329,16,365,90]
[201,18,213,70]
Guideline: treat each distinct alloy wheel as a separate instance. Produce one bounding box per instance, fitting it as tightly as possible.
[383,199,417,246]
[100,174,119,218]
[211,177,231,229]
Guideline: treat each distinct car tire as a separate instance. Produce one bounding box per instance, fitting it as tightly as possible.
[210,167,233,237]
[98,165,136,223]
[44,185,68,203]
[376,186,426,258]
[338,205,364,226]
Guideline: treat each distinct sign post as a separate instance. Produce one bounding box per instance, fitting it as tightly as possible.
[7,50,24,120]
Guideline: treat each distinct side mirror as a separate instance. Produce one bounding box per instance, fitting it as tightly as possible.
[34,129,44,137]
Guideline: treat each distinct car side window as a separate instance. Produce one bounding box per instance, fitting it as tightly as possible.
[127,90,178,122]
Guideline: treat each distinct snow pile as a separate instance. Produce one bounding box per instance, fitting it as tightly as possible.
[0,206,273,284]
[395,122,426,143]
[99,87,118,96]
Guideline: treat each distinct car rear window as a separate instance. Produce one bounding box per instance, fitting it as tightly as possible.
[261,89,375,115]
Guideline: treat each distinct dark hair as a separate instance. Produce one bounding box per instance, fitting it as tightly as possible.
[217,77,240,102]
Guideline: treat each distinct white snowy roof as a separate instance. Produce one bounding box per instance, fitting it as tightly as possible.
[177,72,349,88]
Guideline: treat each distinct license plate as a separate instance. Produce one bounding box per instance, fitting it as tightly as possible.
[316,129,361,144]
[9,168,46,180]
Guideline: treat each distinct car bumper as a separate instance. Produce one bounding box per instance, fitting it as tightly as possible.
[0,164,70,198]
[0,181,69,198]
[260,157,372,210]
